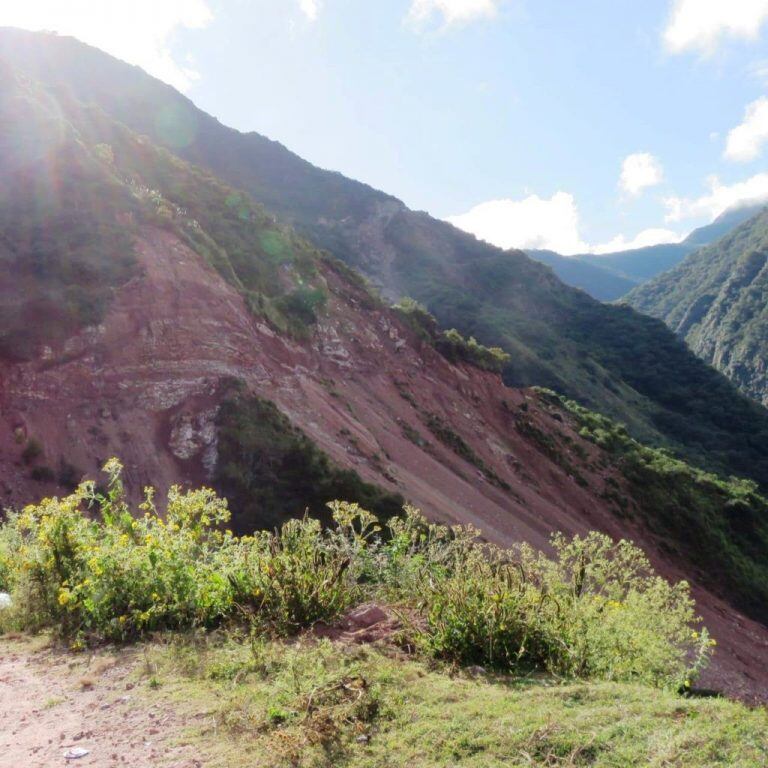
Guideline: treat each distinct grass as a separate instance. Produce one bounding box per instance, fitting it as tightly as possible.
[132,634,768,768]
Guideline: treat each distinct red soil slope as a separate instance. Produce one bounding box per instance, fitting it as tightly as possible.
[1,223,766,701]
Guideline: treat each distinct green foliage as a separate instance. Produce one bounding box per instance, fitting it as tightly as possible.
[381,511,710,690]
[0,461,710,691]
[539,389,768,623]
[226,503,380,635]
[381,214,768,494]
[392,299,511,373]
[435,328,511,373]
[214,387,404,533]
[0,459,234,642]
[0,68,137,359]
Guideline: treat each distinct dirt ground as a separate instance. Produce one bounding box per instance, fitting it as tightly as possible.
[0,637,199,768]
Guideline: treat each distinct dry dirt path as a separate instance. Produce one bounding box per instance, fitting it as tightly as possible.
[0,637,200,768]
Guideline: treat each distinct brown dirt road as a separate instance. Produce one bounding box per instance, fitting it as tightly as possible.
[0,637,198,768]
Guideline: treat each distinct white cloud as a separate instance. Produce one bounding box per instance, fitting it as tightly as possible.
[725,96,768,161]
[592,228,684,254]
[406,0,501,29]
[447,191,689,256]
[664,0,768,54]
[664,173,768,221]
[299,0,321,22]
[619,152,664,196]
[446,192,588,254]
[0,0,212,91]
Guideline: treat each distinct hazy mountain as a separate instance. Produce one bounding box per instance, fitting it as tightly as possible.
[527,205,764,301]
[522,249,637,301]
[625,207,768,407]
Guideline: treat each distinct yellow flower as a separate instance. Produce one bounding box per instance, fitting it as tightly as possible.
[691,631,699,639]
[58,590,71,606]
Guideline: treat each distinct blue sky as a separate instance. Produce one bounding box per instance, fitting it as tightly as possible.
[4,0,768,253]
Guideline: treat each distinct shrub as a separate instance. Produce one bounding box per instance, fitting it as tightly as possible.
[392,300,511,373]
[2,459,235,641]
[379,511,712,690]
[435,328,511,373]
[227,503,380,635]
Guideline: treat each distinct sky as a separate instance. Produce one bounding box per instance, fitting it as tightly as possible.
[3,0,768,254]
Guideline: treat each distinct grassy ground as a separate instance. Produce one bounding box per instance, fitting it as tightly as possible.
[135,632,768,768]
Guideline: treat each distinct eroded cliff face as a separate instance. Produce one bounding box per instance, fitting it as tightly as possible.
[0,222,621,550]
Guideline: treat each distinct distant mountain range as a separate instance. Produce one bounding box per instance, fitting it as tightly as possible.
[527,205,764,301]
[625,206,768,407]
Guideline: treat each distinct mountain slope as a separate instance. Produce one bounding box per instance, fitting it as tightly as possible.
[0,57,643,548]
[5,29,768,492]
[626,208,768,406]
[3,41,768,699]
[526,206,763,301]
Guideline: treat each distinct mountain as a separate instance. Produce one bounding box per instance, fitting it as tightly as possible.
[4,30,768,495]
[625,207,768,407]
[4,30,768,697]
[522,249,637,301]
[527,205,764,301]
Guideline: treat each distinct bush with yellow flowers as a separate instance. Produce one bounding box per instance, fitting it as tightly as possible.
[0,460,714,690]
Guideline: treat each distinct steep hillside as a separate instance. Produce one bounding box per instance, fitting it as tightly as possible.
[3,38,768,699]
[527,206,762,301]
[5,29,768,491]
[626,208,768,406]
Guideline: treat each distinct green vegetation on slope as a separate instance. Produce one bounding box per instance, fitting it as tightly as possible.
[0,63,137,359]
[392,297,510,372]
[626,208,768,405]
[536,389,768,624]
[382,214,768,491]
[526,248,639,301]
[5,463,765,767]
[0,58,354,360]
[214,385,404,533]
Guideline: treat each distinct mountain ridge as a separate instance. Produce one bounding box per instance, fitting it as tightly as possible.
[4,27,768,494]
[625,207,768,406]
